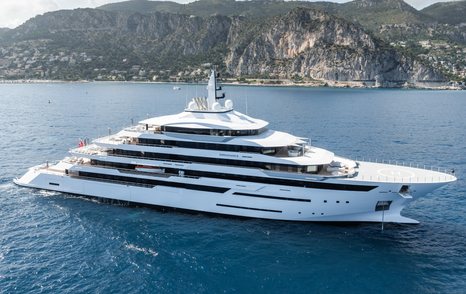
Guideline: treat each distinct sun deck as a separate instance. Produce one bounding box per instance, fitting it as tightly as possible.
[352,161,456,184]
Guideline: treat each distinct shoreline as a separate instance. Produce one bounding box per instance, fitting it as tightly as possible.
[0,78,464,90]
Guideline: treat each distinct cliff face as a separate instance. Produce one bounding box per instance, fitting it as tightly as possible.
[0,7,446,85]
[9,9,231,56]
[225,9,444,84]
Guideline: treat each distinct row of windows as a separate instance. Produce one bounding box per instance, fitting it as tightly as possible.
[137,138,303,157]
[78,171,230,193]
[90,159,376,192]
[111,149,319,173]
[159,125,267,137]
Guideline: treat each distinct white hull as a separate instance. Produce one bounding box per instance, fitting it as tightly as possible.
[15,162,453,224]
[14,70,456,224]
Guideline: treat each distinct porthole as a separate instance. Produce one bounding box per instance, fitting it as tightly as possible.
[346,201,349,203]
[321,213,324,215]
[336,201,340,203]
[324,200,327,203]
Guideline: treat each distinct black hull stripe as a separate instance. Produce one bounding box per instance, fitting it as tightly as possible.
[78,171,229,193]
[216,203,282,213]
[187,170,376,192]
[233,192,311,202]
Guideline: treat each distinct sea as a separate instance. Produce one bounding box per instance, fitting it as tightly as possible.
[0,82,465,293]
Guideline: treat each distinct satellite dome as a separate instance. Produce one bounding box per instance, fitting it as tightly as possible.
[225,99,233,109]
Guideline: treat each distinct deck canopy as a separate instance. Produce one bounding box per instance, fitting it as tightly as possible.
[140,110,268,131]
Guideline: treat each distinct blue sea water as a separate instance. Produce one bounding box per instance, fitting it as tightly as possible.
[0,82,465,293]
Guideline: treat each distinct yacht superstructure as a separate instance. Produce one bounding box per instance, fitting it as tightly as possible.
[15,71,456,223]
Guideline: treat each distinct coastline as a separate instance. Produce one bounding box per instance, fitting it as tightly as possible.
[0,78,464,90]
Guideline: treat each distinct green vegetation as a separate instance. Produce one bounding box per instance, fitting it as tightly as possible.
[0,0,465,83]
[98,0,335,20]
[422,0,466,25]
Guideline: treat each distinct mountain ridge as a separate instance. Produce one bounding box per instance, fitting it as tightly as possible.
[422,0,466,25]
[1,0,464,86]
[225,8,442,84]
[0,6,448,86]
[97,0,443,25]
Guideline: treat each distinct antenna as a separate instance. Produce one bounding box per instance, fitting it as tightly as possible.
[216,75,225,100]
[185,86,188,108]
[154,93,157,116]
[381,206,385,231]
[245,88,248,115]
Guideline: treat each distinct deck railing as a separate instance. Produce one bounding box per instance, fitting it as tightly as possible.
[354,157,457,183]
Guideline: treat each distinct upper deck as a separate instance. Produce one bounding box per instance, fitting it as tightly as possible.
[139,110,269,132]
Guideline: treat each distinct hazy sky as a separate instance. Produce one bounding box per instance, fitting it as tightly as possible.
[0,0,455,29]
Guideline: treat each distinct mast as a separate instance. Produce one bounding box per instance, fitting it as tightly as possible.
[206,69,225,110]
[186,68,231,112]
[206,70,217,110]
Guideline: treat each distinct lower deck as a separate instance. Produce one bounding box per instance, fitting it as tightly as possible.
[14,160,442,224]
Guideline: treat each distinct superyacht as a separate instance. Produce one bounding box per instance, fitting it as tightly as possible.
[15,71,456,223]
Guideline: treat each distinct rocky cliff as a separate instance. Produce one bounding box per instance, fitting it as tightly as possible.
[0,7,446,86]
[8,9,231,56]
[225,9,444,85]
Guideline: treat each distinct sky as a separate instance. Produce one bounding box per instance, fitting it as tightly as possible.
[0,0,455,29]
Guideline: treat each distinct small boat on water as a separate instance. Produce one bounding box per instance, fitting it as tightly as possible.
[173,86,181,90]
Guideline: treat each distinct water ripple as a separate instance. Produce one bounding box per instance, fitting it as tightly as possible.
[1,84,465,293]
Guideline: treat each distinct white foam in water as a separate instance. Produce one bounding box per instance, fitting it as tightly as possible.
[2,83,465,293]
[125,243,159,257]
[0,182,15,191]
[38,190,61,197]
[69,195,102,204]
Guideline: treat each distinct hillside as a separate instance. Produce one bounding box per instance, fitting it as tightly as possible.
[99,0,184,14]
[226,8,442,85]
[422,0,466,25]
[97,0,466,45]
[0,7,446,86]
[98,0,339,19]
[81,0,466,84]
[1,8,232,76]
[97,0,466,44]
[3,0,465,84]
[0,28,10,38]
[339,0,434,28]
[98,0,434,26]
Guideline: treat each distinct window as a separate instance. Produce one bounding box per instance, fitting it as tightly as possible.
[399,185,410,194]
[136,138,315,160]
[111,148,323,174]
[160,126,267,136]
[89,159,377,192]
[305,165,318,173]
[78,171,229,193]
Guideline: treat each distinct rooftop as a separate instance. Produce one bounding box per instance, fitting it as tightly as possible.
[139,110,269,131]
